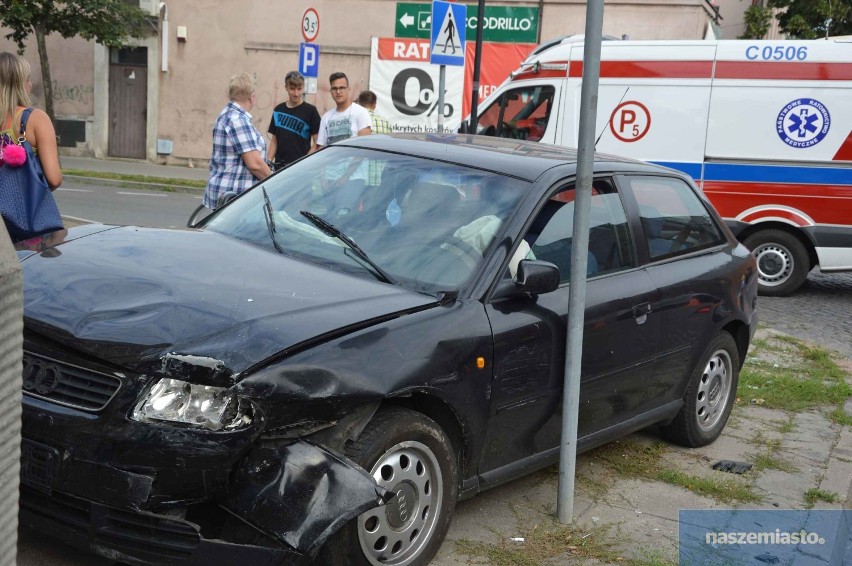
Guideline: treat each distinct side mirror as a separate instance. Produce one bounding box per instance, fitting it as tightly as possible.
[515,259,560,295]
[492,259,560,300]
[217,191,238,209]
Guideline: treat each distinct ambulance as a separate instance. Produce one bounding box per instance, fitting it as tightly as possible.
[471,37,852,296]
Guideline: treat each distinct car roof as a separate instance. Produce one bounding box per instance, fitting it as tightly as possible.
[336,133,668,182]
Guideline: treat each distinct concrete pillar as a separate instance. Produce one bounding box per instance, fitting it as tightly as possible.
[0,223,23,565]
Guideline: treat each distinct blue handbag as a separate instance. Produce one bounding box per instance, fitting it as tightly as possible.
[0,108,63,243]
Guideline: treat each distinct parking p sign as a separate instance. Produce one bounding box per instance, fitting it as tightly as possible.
[299,42,320,78]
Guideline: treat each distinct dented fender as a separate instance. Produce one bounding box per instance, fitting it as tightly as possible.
[223,439,389,555]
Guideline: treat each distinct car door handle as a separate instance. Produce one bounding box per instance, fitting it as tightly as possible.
[632,303,651,324]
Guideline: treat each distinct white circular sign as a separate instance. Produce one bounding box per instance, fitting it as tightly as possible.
[302,8,319,42]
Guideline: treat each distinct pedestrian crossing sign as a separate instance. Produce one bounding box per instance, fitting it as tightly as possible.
[430,0,466,66]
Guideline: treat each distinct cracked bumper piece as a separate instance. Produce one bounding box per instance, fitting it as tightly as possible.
[20,439,387,564]
[19,487,305,566]
[224,440,390,555]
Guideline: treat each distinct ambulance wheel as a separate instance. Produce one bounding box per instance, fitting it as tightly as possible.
[743,229,809,296]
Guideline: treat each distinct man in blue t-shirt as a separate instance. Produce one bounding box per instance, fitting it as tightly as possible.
[267,71,321,167]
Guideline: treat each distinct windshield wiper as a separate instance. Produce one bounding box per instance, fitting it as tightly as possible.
[299,210,397,285]
[262,187,287,255]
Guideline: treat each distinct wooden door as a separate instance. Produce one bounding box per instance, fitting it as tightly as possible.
[108,47,147,159]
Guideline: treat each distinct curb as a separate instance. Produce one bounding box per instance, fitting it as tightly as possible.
[64,174,205,196]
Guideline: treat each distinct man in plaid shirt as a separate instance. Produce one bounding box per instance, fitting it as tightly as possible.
[357,90,392,186]
[357,90,391,134]
[203,73,272,209]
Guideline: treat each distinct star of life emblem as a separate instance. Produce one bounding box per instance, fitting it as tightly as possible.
[776,98,830,148]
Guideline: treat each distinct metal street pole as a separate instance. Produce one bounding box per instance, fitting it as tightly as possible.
[438,64,446,133]
[468,0,486,131]
[557,0,605,524]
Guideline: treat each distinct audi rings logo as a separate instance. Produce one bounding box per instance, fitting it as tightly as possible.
[22,355,62,396]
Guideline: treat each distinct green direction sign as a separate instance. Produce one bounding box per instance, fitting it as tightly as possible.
[395,3,539,44]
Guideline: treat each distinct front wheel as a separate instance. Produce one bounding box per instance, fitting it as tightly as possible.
[743,229,810,296]
[318,407,458,566]
[660,332,740,448]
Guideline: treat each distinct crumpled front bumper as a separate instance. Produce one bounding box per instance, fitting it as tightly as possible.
[20,438,388,564]
[22,399,388,565]
[20,487,307,566]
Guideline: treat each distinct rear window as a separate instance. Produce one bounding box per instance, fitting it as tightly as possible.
[624,176,725,260]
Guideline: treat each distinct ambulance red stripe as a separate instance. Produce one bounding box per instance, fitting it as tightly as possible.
[834,132,852,161]
[703,181,852,226]
[559,60,852,81]
[569,60,713,78]
[715,61,852,81]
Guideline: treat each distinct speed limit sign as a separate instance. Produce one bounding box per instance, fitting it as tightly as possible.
[302,8,319,42]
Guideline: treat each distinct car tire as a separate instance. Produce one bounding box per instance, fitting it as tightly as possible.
[743,229,809,296]
[660,332,739,448]
[318,407,458,566]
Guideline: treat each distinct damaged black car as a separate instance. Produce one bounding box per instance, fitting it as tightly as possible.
[17,134,757,565]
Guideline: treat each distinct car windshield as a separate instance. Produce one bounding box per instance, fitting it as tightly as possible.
[203,146,528,294]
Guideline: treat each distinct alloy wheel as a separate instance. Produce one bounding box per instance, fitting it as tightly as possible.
[695,348,733,432]
[357,440,443,566]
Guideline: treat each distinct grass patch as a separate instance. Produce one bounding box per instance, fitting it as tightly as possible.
[776,417,795,434]
[751,452,798,474]
[803,488,838,508]
[589,439,760,504]
[827,406,852,427]
[455,522,627,566]
[64,169,206,189]
[739,336,851,411]
[656,469,761,504]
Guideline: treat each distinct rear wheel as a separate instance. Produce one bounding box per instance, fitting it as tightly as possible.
[660,332,739,448]
[319,407,457,566]
[743,229,809,296]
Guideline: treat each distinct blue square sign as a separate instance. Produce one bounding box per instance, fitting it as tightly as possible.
[299,42,319,78]
[430,1,466,66]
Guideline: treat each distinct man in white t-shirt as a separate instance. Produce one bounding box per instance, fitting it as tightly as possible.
[316,72,371,147]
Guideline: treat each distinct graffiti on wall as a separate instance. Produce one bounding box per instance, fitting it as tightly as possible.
[52,81,95,105]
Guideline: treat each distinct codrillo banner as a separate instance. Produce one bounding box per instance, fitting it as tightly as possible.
[679,509,851,564]
[369,37,534,134]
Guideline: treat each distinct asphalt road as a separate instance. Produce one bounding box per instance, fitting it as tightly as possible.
[54,178,204,229]
[16,185,852,564]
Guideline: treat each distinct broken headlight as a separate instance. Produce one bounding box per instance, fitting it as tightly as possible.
[132,378,252,431]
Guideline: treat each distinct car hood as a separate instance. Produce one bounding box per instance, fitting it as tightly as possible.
[22,226,437,384]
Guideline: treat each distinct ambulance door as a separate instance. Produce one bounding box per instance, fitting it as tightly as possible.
[562,42,717,181]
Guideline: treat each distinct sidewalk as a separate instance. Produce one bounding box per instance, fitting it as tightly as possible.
[61,156,207,194]
[62,156,209,182]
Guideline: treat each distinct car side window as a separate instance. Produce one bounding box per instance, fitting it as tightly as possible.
[512,179,636,284]
[476,85,555,142]
[624,176,726,260]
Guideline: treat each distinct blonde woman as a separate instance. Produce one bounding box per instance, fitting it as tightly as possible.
[0,52,62,190]
[203,72,272,209]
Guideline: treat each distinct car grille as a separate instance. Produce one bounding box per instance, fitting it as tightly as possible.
[22,352,122,412]
[20,488,200,562]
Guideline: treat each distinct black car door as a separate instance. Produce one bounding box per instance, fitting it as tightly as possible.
[618,174,733,407]
[479,178,662,476]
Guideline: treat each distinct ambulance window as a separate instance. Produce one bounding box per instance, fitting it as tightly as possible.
[624,176,725,260]
[475,85,555,142]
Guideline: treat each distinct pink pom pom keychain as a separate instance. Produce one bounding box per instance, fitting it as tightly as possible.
[2,141,27,167]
